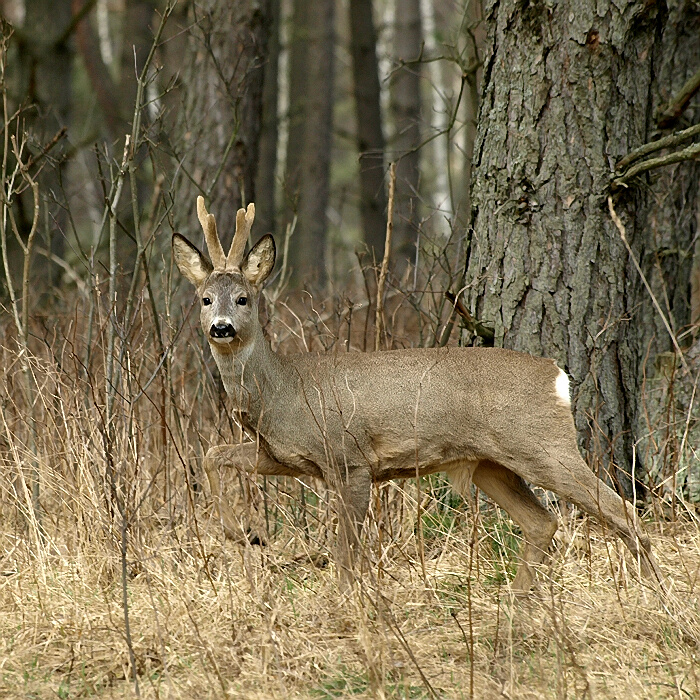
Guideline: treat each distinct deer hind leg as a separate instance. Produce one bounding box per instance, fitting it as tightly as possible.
[472,460,558,594]
[204,442,289,541]
[530,449,663,589]
[335,467,372,588]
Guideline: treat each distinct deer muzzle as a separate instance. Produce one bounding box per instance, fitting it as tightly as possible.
[210,321,236,342]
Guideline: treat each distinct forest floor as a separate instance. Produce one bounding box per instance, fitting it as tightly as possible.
[1,497,698,700]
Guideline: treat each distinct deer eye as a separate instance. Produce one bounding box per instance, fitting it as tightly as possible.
[202,297,212,306]
[237,296,248,306]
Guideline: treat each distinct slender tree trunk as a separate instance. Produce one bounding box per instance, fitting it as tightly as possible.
[464,0,699,498]
[288,0,335,287]
[390,0,422,268]
[120,0,157,112]
[255,0,280,239]
[458,0,483,231]
[74,0,123,141]
[349,0,386,262]
[17,0,72,288]
[176,0,271,248]
[282,0,309,240]
[420,0,450,233]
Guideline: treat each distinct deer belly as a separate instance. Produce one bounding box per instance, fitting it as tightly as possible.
[370,435,480,482]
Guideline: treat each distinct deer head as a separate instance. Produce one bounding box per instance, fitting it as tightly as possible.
[172,197,275,350]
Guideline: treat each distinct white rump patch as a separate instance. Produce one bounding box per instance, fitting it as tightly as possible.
[555,368,571,407]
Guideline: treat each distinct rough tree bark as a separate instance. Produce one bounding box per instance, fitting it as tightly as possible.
[175,0,271,249]
[349,0,387,262]
[464,0,699,498]
[390,0,422,268]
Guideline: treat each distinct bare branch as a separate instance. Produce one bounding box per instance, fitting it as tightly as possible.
[615,122,700,172]
[611,139,700,191]
[444,291,494,346]
[656,66,700,128]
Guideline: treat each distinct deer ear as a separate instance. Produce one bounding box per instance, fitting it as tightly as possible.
[241,234,275,287]
[172,233,213,288]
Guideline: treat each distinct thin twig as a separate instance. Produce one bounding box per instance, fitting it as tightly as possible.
[20,177,39,339]
[375,162,396,351]
[607,196,689,375]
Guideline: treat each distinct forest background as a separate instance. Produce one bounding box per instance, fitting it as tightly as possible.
[0,0,699,698]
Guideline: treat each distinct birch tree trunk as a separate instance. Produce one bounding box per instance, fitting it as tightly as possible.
[464,0,699,498]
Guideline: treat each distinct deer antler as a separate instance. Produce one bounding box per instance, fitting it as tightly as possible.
[197,196,226,269]
[196,197,255,270]
[226,203,255,269]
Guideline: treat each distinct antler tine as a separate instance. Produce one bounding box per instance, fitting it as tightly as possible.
[226,202,255,268]
[197,196,226,269]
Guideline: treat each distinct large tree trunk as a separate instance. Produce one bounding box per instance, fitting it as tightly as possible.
[464,0,699,498]
[349,0,387,263]
[287,0,335,287]
[175,0,271,249]
[390,0,422,269]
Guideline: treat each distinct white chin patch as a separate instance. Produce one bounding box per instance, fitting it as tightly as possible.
[211,336,234,344]
[555,368,571,407]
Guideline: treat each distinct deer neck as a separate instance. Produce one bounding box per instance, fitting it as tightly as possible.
[207,327,290,429]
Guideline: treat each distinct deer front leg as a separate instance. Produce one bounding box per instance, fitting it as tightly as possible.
[335,467,372,588]
[204,442,293,541]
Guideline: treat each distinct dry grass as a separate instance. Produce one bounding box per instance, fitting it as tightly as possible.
[1,501,698,699]
[0,292,699,700]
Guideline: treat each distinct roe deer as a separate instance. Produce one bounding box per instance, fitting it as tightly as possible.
[172,197,663,593]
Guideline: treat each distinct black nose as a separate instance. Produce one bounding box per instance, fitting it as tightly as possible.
[210,322,236,339]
